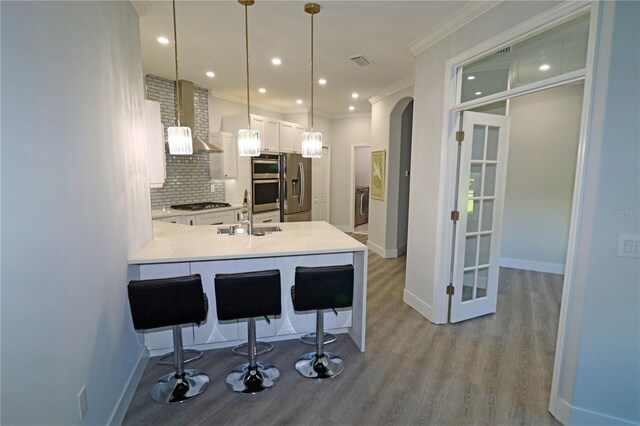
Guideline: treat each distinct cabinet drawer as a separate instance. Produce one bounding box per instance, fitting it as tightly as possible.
[195,211,236,226]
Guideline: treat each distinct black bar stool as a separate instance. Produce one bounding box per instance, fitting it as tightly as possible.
[215,270,281,393]
[127,274,209,404]
[291,264,354,379]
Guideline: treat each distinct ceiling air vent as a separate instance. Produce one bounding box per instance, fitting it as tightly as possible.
[496,47,511,54]
[350,55,372,67]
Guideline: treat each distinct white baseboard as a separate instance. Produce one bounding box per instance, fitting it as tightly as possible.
[403,288,435,322]
[552,396,638,426]
[552,397,573,425]
[108,348,149,426]
[367,240,386,257]
[367,240,407,258]
[500,257,565,274]
[571,405,639,425]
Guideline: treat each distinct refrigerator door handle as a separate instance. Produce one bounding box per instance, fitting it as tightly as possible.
[359,193,365,215]
[299,162,304,207]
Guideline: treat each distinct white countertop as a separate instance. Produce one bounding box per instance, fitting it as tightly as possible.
[129,221,367,265]
[152,205,242,219]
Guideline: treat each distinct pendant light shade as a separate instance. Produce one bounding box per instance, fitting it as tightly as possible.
[167,0,192,155]
[301,131,322,158]
[238,128,261,157]
[302,3,322,159]
[238,0,260,157]
[167,126,193,155]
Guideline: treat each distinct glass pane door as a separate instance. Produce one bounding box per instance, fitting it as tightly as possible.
[451,111,510,323]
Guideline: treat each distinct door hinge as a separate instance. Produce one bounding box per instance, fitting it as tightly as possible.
[446,283,455,295]
[456,130,465,142]
[451,210,460,221]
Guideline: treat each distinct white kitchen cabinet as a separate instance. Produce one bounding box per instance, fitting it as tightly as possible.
[250,116,280,152]
[183,214,197,226]
[263,118,280,152]
[144,100,166,188]
[252,210,280,224]
[195,210,238,226]
[209,132,237,179]
[155,215,183,224]
[279,121,305,153]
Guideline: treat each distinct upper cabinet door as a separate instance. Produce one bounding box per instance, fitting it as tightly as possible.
[280,121,304,153]
[144,100,166,188]
[264,119,280,152]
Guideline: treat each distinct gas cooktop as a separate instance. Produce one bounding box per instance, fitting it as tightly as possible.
[171,202,232,211]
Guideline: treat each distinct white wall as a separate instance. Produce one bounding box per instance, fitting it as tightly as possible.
[1,2,150,425]
[559,2,639,423]
[330,116,371,229]
[406,0,639,423]
[405,0,561,323]
[369,89,413,257]
[354,147,371,187]
[500,85,583,271]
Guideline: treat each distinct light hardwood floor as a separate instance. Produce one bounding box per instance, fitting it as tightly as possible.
[123,233,562,425]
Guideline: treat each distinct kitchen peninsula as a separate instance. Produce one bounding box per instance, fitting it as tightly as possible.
[129,221,368,355]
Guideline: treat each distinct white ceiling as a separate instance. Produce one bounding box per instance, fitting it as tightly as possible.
[138,1,474,115]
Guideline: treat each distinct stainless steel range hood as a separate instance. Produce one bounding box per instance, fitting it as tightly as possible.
[177,80,222,153]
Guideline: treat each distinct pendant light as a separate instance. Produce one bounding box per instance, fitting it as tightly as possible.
[301,3,322,159]
[237,0,261,157]
[167,0,193,155]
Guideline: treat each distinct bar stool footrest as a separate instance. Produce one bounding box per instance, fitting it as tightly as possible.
[299,332,337,346]
[231,341,274,357]
[158,349,203,365]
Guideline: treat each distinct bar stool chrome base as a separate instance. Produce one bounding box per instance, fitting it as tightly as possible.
[158,349,203,365]
[299,332,336,346]
[226,362,280,393]
[231,341,273,357]
[150,369,209,404]
[295,352,344,379]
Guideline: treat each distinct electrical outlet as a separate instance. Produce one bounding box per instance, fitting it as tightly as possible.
[78,386,88,420]
[618,234,640,258]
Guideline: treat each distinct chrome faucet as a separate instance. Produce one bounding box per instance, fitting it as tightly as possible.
[240,189,253,235]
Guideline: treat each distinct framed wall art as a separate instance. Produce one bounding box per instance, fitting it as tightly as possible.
[370,149,386,200]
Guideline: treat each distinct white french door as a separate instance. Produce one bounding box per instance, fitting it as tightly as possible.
[450,111,510,323]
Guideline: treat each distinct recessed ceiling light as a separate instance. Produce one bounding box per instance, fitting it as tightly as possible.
[271,58,282,65]
[318,78,327,85]
[296,99,303,105]
[349,106,355,111]
[206,71,215,78]
[475,91,482,96]
[258,88,266,94]
[467,75,476,80]
[352,93,359,99]
[157,36,169,45]
[539,64,550,71]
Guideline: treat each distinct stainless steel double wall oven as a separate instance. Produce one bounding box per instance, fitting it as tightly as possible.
[251,154,280,213]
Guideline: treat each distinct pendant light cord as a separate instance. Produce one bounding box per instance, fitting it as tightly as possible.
[310,11,314,131]
[244,4,251,129]
[172,0,181,127]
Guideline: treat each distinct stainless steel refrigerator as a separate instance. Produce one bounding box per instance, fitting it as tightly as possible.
[280,153,312,222]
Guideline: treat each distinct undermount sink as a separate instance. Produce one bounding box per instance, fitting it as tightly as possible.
[217,225,282,235]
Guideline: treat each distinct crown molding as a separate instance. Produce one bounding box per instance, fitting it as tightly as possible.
[368,75,414,105]
[130,1,151,17]
[409,1,503,56]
